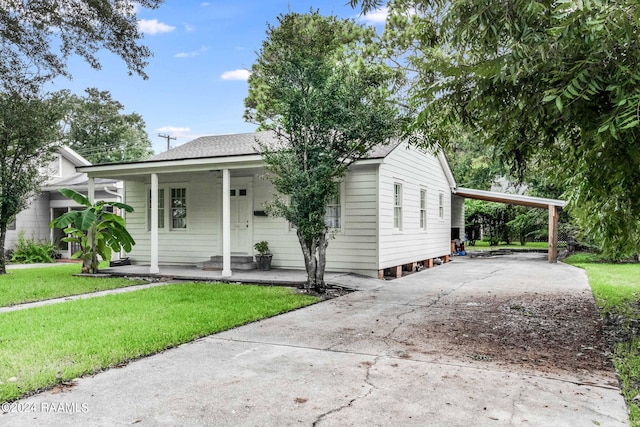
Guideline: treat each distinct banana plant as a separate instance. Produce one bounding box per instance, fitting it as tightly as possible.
[50,188,135,274]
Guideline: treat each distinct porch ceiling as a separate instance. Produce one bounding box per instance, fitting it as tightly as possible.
[454,187,566,209]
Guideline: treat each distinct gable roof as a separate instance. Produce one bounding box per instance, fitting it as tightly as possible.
[148,131,401,163]
[58,145,92,167]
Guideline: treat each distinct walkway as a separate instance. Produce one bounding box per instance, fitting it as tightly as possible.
[2,255,629,426]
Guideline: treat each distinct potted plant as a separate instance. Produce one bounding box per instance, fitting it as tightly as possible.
[254,241,273,271]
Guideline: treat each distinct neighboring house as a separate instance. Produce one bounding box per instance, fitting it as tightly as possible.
[79,132,463,278]
[6,146,122,259]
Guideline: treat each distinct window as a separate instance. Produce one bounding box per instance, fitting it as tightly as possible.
[439,192,444,220]
[420,189,427,230]
[394,183,402,230]
[171,188,187,229]
[7,220,16,230]
[325,189,341,229]
[147,189,165,230]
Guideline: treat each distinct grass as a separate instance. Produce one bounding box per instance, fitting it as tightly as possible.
[0,283,317,403]
[0,263,146,307]
[467,241,549,250]
[565,254,640,425]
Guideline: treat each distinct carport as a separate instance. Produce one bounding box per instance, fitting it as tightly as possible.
[453,187,566,263]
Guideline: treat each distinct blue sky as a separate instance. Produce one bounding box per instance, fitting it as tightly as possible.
[49,1,387,155]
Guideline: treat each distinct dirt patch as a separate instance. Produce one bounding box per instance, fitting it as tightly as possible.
[406,292,614,377]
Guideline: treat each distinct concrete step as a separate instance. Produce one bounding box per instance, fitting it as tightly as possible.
[197,255,257,271]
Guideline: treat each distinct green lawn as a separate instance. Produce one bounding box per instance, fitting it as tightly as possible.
[0,263,146,307]
[565,254,640,425]
[0,283,317,403]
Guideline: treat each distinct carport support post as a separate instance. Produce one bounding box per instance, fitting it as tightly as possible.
[548,204,559,263]
[150,173,159,274]
[222,168,232,277]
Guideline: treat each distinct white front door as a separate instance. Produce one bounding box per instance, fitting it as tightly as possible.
[230,179,253,254]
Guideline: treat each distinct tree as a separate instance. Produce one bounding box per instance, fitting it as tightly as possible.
[245,12,400,291]
[50,189,135,274]
[0,91,65,274]
[61,88,153,164]
[351,0,640,259]
[0,0,163,94]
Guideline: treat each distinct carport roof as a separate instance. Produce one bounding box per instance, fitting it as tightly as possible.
[454,187,566,209]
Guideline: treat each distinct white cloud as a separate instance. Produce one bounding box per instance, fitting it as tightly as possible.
[221,69,251,81]
[156,126,192,139]
[359,6,389,24]
[184,23,195,32]
[175,46,209,58]
[138,19,176,35]
[201,2,210,6]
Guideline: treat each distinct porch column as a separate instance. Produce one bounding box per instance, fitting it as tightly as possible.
[222,168,232,277]
[87,177,95,203]
[548,204,560,263]
[150,173,159,274]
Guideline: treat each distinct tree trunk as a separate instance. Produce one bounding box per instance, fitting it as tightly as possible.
[0,223,7,274]
[296,230,329,293]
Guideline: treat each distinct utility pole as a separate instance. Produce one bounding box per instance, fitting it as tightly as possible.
[157,134,177,151]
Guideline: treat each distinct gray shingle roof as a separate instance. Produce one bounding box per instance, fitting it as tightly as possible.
[148,131,400,162]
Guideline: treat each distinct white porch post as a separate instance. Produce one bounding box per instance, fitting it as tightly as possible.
[222,168,232,277]
[548,204,559,263]
[87,177,95,203]
[150,173,160,274]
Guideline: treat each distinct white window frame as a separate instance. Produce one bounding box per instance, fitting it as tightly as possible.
[324,184,343,231]
[147,188,166,231]
[394,183,403,231]
[420,188,427,231]
[439,192,444,220]
[170,187,188,230]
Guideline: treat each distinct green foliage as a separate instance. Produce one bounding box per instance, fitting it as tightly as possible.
[254,241,270,255]
[465,200,514,246]
[60,88,153,164]
[0,283,317,403]
[351,0,640,260]
[0,0,164,94]
[10,231,58,264]
[245,12,401,291]
[50,188,135,274]
[0,90,66,274]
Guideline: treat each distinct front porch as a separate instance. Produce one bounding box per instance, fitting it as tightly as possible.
[100,264,380,291]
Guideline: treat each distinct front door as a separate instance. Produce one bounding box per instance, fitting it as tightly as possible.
[230,179,253,255]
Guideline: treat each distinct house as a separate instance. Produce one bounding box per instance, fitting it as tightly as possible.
[78,132,464,278]
[6,146,122,259]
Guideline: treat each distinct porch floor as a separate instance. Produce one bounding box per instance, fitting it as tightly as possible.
[100,264,382,292]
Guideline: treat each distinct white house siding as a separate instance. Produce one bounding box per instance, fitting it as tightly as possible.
[451,195,465,239]
[124,172,220,265]
[378,142,452,269]
[247,164,380,277]
[5,193,51,250]
[123,166,380,276]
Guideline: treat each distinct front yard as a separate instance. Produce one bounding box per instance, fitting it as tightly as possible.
[0,263,146,307]
[0,271,317,403]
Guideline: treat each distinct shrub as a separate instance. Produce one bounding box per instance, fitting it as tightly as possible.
[10,231,58,264]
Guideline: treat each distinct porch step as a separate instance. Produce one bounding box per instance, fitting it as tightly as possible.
[197,255,256,271]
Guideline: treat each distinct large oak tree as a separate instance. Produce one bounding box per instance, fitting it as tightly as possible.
[352,0,640,259]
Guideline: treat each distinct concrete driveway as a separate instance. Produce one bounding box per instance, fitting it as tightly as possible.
[3,255,629,426]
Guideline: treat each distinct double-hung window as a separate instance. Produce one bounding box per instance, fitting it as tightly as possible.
[171,188,187,229]
[325,189,341,229]
[394,183,403,230]
[420,189,427,230]
[147,189,165,231]
[438,192,444,220]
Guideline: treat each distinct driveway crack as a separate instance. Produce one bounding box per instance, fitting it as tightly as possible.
[311,355,381,426]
